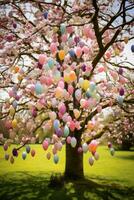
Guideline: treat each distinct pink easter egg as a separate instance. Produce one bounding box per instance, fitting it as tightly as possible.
[68,85,74,95]
[42,140,49,150]
[82,46,89,54]
[69,121,76,132]
[75,47,82,58]
[98,66,105,73]
[66,136,71,144]
[46,77,53,86]
[61,34,67,42]
[40,76,47,84]
[67,26,74,34]
[5,120,12,129]
[83,26,95,39]
[58,103,66,115]
[105,51,111,59]
[39,54,46,65]
[78,147,83,153]
[58,81,64,89]
[50,43,57,54]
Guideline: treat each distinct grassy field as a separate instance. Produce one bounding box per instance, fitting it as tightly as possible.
[0,144,134,200]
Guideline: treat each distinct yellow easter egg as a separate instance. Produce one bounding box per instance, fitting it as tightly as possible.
[58,50,65,61]
[12,119,17,128]
[82,80,90,91]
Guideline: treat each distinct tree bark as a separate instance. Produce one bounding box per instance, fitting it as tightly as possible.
[64,133,84,180]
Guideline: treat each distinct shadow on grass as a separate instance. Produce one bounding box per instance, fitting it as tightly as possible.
[116,154,134,160]
[0,172,134,200]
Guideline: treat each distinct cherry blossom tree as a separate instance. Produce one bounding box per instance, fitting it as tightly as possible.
[106,109,134,150]
[0,0,134,179]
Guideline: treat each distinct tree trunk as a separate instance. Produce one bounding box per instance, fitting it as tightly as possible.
[64,133,84,180]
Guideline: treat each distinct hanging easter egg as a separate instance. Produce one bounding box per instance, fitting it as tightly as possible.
[46,152,51,160]
[10,156,14,164]
[32,108,37,117]
[5,154,9,161]
[39,54,46,65]
[31,149,36,157]
[64,125,70,137]
[42,140,49,151]
[75,89,82,101]
[3,143,8,151]
[117,95,124,104]
[48,58,54,69]
[87,121,94,130]
[118,67,123,75]
[82,46,89,54]
[75,47,82,58]
[110,148,115,156]
[60,24,66,34]
[12,100,17,109]
[67,26,74,34]
[78,147,83,154]
[57,142,62,151]
[58,103,66,115]
[26,145,31,154]
[50,43,57,54]
[43,11,48,19]
[89,157,94,166]
[74,36,80,45]
[98,66,105,73]
[12,148,18,157]
[81,64,86,72]
[69,49,75,57]
[35,82,43,95]
[86,89,91,98]
[13,22,17,29]
[64,73,70,83]
[80,99,86,108]
[69,71,77,82]
[82,80,90,91]
[73,109,80,119]
[53,154,59,164]
[5,120,12,129]
[94,152,99,160]
[69,121,76,132]
[90,82,96,91]
[55,87,63,99]
[53,119,60,130]
[56,128,63,137]
[68,85,74,95]
[119,88,124,96]
[61,34,68,43]
[9,106,15,116]
[37,62,43,69]
[89,140,98,153]
[82,143,88,153]
[58,81,64,89]
[71,137,77,148]
[22,152,27,160]
[58,50,65,61]
[12,119,17,128]
[67,136,71,144]
[131,45,134,52]
[49,111,57,121]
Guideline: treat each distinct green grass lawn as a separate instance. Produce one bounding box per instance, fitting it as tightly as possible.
[0,145,134,200]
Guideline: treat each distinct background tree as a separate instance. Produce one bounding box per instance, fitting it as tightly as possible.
[0,0,134,180]
[106,109,134,150]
